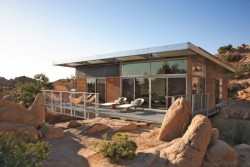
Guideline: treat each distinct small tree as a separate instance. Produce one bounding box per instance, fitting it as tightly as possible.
[218,44,233,54]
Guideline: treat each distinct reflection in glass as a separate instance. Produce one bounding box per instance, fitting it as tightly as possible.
[87,78,95,93]
[122,78,134,102]
[122,63,150,76]
[192,61,205,76]
[192,77,199,94]
[135,78,149,108]
[168,78,186,96]
[151,78,166,109]
[96,79,105,103]
[151,60,187,75]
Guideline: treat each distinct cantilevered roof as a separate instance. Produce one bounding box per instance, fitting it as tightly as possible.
[53,42,235,73]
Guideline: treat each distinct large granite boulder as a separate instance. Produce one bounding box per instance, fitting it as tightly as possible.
[158,97,192,141]
[0,98,40,127]
[202,140,238,167]
[234,144,250,167]
[0,122,38,139]
[29,93,45,125]
[134,115,212,167]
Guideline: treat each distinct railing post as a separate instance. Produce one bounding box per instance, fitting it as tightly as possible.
[83,93,86,118]
[95,93,99,117]
[60,91,62,114]
[192,94,194,116]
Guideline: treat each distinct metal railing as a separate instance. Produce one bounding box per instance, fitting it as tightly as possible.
[42,90,99,119]
[192,93,209,116]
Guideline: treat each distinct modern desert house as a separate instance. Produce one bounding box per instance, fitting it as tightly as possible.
[53,42,235,114]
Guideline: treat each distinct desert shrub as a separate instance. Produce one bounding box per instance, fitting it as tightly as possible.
[211,116,250,146]
[218,44,233,54]
[0,132,50,167]
[235,63,250,76]
[94,133,137,163]
[228,81,250,98]
[220,52,242,62]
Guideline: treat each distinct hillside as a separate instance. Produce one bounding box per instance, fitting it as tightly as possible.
[216,44,250,101]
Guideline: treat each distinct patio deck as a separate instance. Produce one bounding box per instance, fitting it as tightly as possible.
[45,104,165,125]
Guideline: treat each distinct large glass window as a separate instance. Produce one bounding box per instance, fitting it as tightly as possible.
[122,78,134,102]
[87,78,95,93]
[192,77,205,94]
[168,78,186,96]
[135,78,149,108]
[192,61,205,76]
[151,60,187,75]
[96,79,106,103]
[151,78,167,109]
[122,63,150,76]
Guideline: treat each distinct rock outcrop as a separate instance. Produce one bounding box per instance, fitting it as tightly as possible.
[0,98,40,127]
[0,122,38,139]
[84,123,110,134]
[158,97,192,141]
[29,93,45,125]
[41,125,65,139]
[134,115,212,167]
[234,144,250,167]
[202,140,238,167]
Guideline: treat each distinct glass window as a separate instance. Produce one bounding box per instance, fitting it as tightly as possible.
[192,77,199,94]
[122,63,149,76]
[135,78,149,108]
[151,78,167,109]
[192,61,205,76]
[168,78,186,96]
[96,79,105,103]
[122,78,134,102]
[151,60,187,75]
[87,78,95,93]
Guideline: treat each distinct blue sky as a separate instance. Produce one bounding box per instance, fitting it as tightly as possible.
[0,0,249,81]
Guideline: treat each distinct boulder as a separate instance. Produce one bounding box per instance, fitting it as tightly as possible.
[29,93,45,125]
[67,120,82,128]
[41,125,65,139]
[158,97,192,141]
[116,122,137,131]
[84,123,110,134]
[209,128,219,145]
[0,122,38,139]
[134,115,212,167]
[0,98,40,127]
[234,144,250,167]
[202,140,238,167]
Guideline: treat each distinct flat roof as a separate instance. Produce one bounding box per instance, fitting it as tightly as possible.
[53,42,235,73]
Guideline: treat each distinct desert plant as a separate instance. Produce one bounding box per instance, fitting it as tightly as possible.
[217,44,233,54]
[220,52,242,62]
[235,63,250,76]
[0,132,50,167]
[94,133,137,163]
[211,116,250,146]
[228,81,250,98]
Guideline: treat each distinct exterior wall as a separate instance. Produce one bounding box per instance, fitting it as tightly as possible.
[206,61,234,79]
[222,79,228,102]
[106,77,120,102]
[75,78,86,92]
[206,77,215,109]
[76,64,120,78]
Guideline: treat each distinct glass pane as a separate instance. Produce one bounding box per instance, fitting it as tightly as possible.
[151,60,187,75]
[87,78,95,93]
[151,78,166,109]
[192,61,205,76]
[96,79,105,103]
[122,78,134,102]
[200,78,205,93]
[122,63,149,76]
[192,77,199,94]
[135,78,149,108]
[168,78,186,96]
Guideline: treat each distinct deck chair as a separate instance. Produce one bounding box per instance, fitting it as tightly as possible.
[69,95,82,106]
[118,98,144,112]
[101,97,127,108]
[85,94,96,105]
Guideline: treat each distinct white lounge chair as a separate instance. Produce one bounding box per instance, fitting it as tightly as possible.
[101,97,127,109]
[118,98,144,112]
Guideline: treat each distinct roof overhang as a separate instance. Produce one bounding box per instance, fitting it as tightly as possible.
[53,42,235,73]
